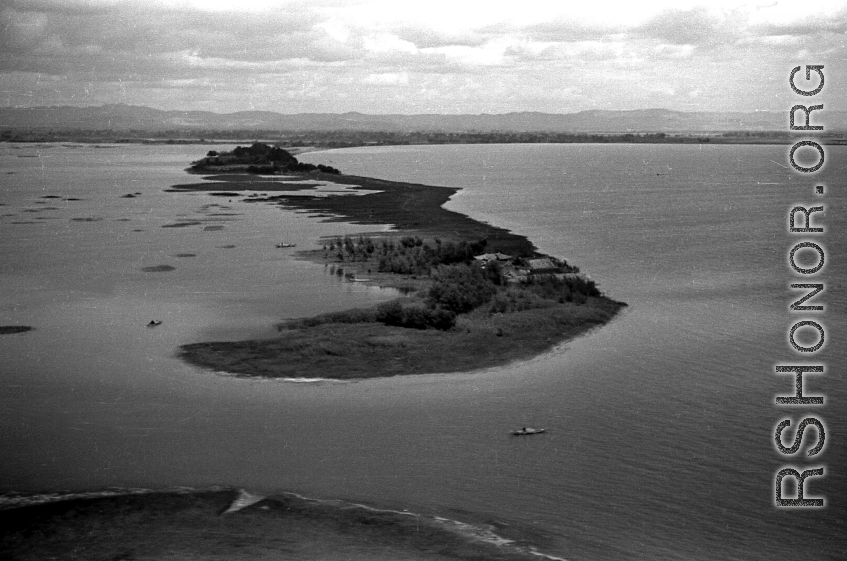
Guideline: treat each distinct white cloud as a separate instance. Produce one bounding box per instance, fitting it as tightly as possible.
[362,33,417,54]
[362,71,408,85]
[1,0,845,113]
[425,43,506,67]
[652,43,695,59]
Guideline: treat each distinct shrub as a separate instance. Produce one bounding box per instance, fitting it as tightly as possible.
[488,288,550,313]
[427,264,496,314]
[375,301,404,325]
[317,164,341,174]
[376,301,456,330]
[426,306,458,330]
[522,275,600,303]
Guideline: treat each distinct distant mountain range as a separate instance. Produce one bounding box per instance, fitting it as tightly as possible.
[2,104,844,133]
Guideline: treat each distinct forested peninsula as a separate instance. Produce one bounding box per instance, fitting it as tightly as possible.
[175,144,626,379]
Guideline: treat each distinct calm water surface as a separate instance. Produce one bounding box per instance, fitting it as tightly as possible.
[2,143,845,560]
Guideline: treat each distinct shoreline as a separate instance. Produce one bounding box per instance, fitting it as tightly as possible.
[171,162,626,380]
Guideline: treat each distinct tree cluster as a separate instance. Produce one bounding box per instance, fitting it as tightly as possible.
[320,234,605,332]
[426,264,497,314]
[375,301,456,330]
[326,235,489,275]
[488,276,599,312]
[192,142,340,174]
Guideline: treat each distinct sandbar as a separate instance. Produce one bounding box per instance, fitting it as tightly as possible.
[171,157,625,380]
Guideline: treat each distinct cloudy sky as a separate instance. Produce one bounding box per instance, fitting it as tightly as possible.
[1,0,845,114]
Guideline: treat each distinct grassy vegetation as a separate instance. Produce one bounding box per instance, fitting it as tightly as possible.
[180,233,624,379]
[180,296,622,379]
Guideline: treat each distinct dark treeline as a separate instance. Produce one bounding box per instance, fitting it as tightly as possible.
[5,127,844,146]
[325,235,494,275]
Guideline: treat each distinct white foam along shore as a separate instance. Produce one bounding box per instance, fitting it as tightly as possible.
[215,370,349,383]
[275,491,566,559]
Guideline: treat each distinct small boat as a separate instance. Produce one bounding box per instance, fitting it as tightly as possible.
[512,427,546,436]
[147,320,163,327]
[276,243,296,248]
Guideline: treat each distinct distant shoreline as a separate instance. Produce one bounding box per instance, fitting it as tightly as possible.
[5,131,846,147]
[171,150,625,380]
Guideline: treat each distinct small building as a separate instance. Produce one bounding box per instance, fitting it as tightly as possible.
[474,252,513,264]
[527,258,559,274]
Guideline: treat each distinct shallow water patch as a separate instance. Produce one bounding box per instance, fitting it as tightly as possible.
[162,221,202,228]
[0,326,33,335]
[141,265,176,272]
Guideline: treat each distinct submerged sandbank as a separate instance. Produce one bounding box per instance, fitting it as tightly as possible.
[0,488,559,561]
[171,171,536,256]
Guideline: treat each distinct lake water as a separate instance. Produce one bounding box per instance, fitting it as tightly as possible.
[2,142,845,560]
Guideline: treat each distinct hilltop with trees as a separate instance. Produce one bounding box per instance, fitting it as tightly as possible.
[190,142,340,174]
